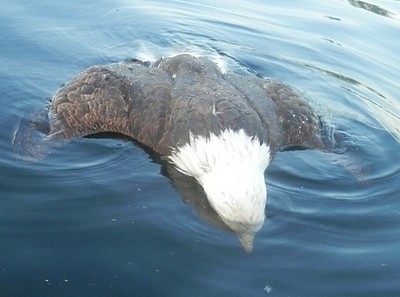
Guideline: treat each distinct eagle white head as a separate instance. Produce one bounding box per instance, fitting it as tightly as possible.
[169,128,271,252]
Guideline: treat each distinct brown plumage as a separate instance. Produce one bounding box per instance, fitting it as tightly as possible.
[19,54,323,159]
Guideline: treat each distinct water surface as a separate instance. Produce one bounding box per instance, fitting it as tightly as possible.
[1,0,399,296]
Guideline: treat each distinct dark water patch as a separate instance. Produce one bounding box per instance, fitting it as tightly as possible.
[347,0,397,18]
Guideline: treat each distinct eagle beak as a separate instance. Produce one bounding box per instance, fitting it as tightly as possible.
[238,232,255,253]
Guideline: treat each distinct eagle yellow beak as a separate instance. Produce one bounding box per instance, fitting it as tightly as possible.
[238,233,255,253]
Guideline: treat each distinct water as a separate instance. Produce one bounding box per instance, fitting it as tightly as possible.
[1,0,400,296]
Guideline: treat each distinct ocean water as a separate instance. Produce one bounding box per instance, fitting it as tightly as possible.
[1,0,399,296]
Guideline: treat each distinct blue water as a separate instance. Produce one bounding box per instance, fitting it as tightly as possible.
[1,0,400,296]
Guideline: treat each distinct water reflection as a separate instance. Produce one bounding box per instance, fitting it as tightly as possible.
[347,0,395,18]
[301,62,400,143]
[161,164,235,232]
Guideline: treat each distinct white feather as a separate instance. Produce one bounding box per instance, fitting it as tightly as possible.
[169,128,271,235]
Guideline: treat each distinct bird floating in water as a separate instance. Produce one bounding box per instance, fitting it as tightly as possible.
[14,54,329,252]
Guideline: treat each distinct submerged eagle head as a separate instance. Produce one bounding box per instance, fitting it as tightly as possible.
[169,128,271,252]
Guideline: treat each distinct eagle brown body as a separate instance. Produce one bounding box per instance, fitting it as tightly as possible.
[42,54,323,158]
